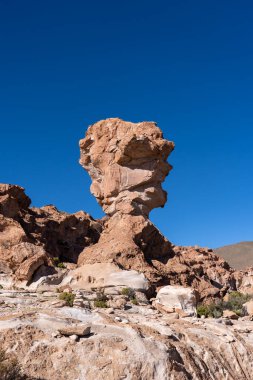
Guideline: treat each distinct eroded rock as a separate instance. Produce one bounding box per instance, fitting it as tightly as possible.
[79,118,174,216]
[154,285,197,316]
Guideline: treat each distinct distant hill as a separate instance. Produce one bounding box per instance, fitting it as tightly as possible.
[215,242,253,270]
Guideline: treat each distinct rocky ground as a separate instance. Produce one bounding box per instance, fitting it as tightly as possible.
[0,287,253,380]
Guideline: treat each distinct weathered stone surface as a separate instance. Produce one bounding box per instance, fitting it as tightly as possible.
[0,184,31,219]
[223,310,239,320]
[58,324,91,337]
[0,293,253,380]
[79,118,174,216]
[77,119,238,302]
[63,262,150,291]
[154,285,197,316]
[77,212,236,301]
[0,184,102,284]
[243,300,253,316]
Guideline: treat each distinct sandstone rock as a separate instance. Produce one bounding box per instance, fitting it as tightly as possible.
[77,119,237,303]
[107,297,127,310]
[0,184,31,219]
[79,118,174,217]
[15,248,48,282]
[243,300,253,316]
[64,262,150,291]
[58,324,91,337]
[0,183,102,284]
[155,285,197,316]
[223,310,239,320]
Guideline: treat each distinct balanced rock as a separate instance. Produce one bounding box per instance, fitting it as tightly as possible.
[78,119,237,302]
[79,118,174,216]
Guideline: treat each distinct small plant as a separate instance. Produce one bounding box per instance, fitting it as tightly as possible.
[59,292,75,307]
[94,291,108,308]
[94,299,108,308]
[196,304,210,318]
[57,262,66,269]
[0,285,3,290]
[131,298,138,305]
[52,257,66,269]
[121,287,134,297]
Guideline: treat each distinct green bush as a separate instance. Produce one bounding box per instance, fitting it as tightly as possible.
[121,287,136,299]
[94,300,108,308]
[59,292,75,307]
[196,304,210,318]
[52,257,66,269]
[197,291,252,318]
[131,298,138,305]
[94,291,108,308]
[224,291,251,315]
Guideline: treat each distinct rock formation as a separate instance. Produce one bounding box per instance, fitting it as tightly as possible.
[0,184,101,285]
[79,118,174,216]
[1,119,253,380]
[78,118,237,301]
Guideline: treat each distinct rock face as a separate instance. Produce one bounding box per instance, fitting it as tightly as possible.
[0,184,101,284]
[79,118,174,216]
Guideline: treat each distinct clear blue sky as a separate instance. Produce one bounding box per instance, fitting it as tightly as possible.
[1,0,252,248]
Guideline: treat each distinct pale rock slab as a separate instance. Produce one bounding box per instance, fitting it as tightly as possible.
[63,262,149,291]
[155,285,197,316]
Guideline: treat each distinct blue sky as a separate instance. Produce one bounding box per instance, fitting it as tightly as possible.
[1,0,252,248]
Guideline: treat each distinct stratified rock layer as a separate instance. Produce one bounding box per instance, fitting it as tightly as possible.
[79,118,174,216]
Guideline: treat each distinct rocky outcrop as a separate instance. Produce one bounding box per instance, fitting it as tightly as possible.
[0,184,102,284]
[79,118,174,216]
[78,119,236,302]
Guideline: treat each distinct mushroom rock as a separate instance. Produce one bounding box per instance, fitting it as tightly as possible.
[79,118,175,217]
[78,118,237,300]
[78,118,175,277]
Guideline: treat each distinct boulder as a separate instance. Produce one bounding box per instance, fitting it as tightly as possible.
[58,324,91,337]
[154,285,197,316]
[223,310,239,320]
[243,300,253,316]
[64,263,149,291]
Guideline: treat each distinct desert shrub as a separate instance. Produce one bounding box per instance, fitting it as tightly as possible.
[131,298,138,305]
[0,284,3,289]
[52,257,66,269]
[197,302,223,318]
[95,291,108,302]
[0,349,25,380]
[224,291,251,315]
[59,292,75,307]
[94,291,108,308]
[197,291,252,318]
[94,299,108,308]
[121,287,135,299]
[196,304,210,318]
